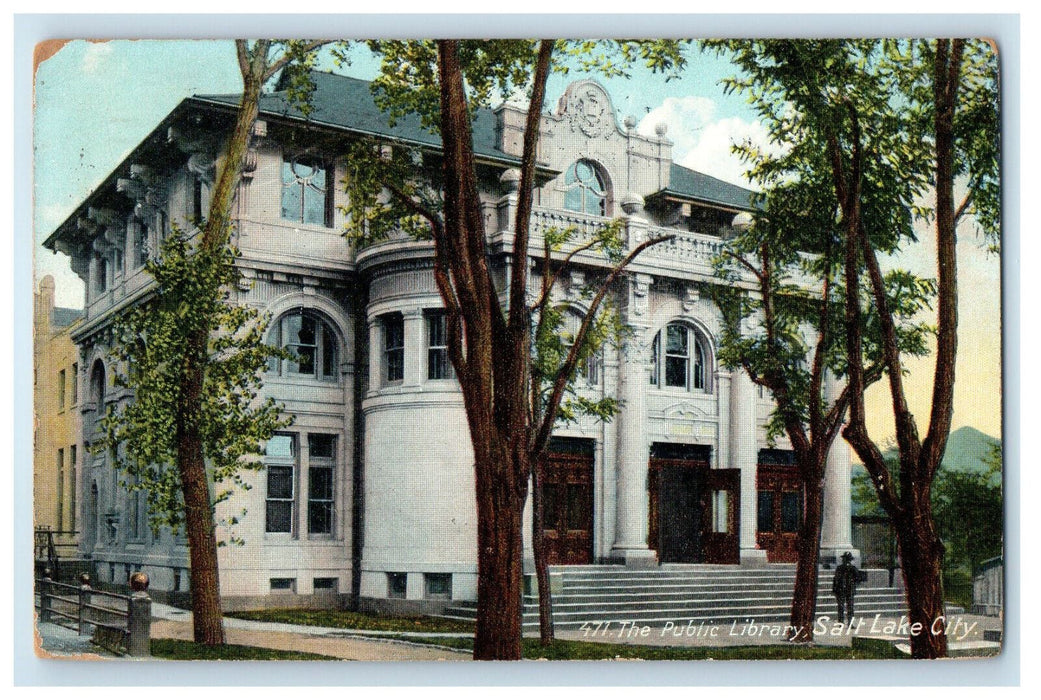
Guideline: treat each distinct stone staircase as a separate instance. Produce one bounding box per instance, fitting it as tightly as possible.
[441,564,908,630]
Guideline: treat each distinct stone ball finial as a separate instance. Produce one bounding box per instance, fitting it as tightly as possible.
[654,122,668,137]
[620,192,645,216]
[129,571,149,593]
[499,168,521,194]
[623,115,637,131]
[79,572,91,586]
[731,211,754,233]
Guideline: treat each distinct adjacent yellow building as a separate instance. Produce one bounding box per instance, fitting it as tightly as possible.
[33,275,83,557]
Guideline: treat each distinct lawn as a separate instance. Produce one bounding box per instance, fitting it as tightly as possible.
[225,608,474,633]
[151,638,340,661]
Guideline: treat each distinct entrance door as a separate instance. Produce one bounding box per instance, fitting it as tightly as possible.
[702,468,741,564]
[540,444,594,565]
[756,462,803,562]
[658,464,703,563]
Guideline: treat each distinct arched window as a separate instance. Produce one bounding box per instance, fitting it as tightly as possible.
[563,160,608,216]
[268,311,339,381]
[90,360,106,406]
[649,323,710,392]
[281,157,332,226]
[561,310,601,386]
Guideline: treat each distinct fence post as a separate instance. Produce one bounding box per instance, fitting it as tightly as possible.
[39,569,53,623]
[127,572,151,657]
[78,572,92,635]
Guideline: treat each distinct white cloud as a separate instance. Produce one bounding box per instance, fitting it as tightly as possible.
[81,42,113,74]
[638,95,785,188]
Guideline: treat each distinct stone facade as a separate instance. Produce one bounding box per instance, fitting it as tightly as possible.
[43,72,856,611]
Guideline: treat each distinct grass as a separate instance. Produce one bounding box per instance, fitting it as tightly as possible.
[151,638,340,661]
[225,608,474,634]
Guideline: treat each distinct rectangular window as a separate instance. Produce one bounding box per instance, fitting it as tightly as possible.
[281,157,332,226]
[383,313,405,383]
[387,572,407,599]
[424,573,452,600]
[664,324,689,388]
[270,578,296,592]
[134,219,150,267]
[128,476,140,541]
[265,434,296,534]
[56,449,64,531]
[313,577,338,592]
[95,254,108,294]
[192,176,204,221]
[781,491,802,533]
[426,310,454,380]
[58,369,66,410]
[308,434,336,536]
[757,491,774,533]
[70,363,78,405]
[69,446,77,533]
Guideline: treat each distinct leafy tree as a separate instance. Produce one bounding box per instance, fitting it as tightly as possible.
[97,40,328,645]
[709,76,933,640]
[343,39,684,659]
[712,39,998,658]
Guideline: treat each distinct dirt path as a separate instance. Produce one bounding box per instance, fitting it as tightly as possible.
[150,619,471,661]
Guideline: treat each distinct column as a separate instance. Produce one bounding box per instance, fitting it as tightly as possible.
[820,374,857,565]
[731,367,767,563]
[366,318,381,397]
[402,309,425,388]
[610,322,656,567]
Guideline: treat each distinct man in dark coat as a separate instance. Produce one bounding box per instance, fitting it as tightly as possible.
[832,551,860,624]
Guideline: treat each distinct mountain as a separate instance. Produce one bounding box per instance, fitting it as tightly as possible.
[851,426,1000,515]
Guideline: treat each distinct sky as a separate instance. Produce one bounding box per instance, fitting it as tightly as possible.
[31,39,1003,442]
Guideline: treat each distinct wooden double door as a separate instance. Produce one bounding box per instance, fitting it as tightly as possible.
[756,463,803,562]
[648,454,740,565]
[539,442,594,565]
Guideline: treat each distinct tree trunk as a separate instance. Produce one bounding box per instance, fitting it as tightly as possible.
[896,500,948,659]
[788,476,824,643]
[177,333,225,645]
[472,446,526,660]
[531,459,555,645]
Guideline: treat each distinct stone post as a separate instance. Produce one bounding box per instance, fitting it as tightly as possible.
[39,569,53,623]
[820,374,858,566]
[731,368,767,563]
[127,572,151,657]
[78,572,92,635]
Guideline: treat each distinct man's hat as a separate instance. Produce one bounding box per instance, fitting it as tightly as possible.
[841,552,854,561]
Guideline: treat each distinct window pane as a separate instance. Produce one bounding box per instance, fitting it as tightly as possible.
[567,484,591,530]
[309,467,333,500]
[266,501,292,533]
[543,484,560,532]
[781,491,801,533]
[322,326,337,378]
[758,491,774,533]
[266,435,294,459]
[308,501,333,534]
[666,324,688,354]
[665,356,688,388]
[429,349,451,379]
[564,186,584,213]
[308,434,336,459]
[267,465,293,499]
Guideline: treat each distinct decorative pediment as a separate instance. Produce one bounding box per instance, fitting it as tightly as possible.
[557,80,618,139]
[661,400,712,419]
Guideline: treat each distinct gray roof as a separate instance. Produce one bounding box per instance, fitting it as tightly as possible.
[52,307,83,329]
[194,71,520,165]
[655,162,756,210]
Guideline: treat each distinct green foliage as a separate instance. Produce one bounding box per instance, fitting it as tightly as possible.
[365,40,687,131]
[96,226,293,538]
[934,443,1003,576]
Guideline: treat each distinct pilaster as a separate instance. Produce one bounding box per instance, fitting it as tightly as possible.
[731,367,767,563]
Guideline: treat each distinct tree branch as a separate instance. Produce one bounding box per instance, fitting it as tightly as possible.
[531,234,672,455]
